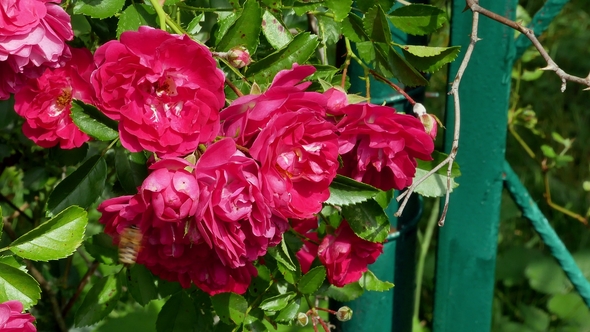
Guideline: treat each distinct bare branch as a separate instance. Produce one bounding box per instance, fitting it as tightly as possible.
[395,9,481,226]
[466,0,590,92]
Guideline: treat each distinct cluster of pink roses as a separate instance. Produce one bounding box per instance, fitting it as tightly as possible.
[7,20,435,294]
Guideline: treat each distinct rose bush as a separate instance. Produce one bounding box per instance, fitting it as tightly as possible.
[91,26,225,157]
[14,47,94,149]
[0,0,73,99]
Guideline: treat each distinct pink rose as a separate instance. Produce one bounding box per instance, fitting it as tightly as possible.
[318,221,383,287]
[220,64,329,147]
[14,47,94,149]
[92,26,225,157]
[0,300,36,332]
[0,0,73,99]
[336,103,434,191]
[250,111,339,219]
[196,138,288,269]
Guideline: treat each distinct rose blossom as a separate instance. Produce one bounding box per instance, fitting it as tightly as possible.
[196,138,288,269]
[0,0,73,99]
[98,144,287,295]
[318,221,383,287]
[220,64,329,147]
[14,47,94,149]
[337,103,434,191]
[250,111,339,219]
[92,26,225,157]
[0,300,36,332]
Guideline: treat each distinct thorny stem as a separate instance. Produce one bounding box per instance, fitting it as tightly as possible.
[291,229,321,246]
[396,8,480,226]
[543,172,588,225]
[369,69,416,105]
[466,0,590,91]
[341,39,352,88]
[225,78,244,97]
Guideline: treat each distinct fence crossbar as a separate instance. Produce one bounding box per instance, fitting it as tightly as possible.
[503,161,590,307]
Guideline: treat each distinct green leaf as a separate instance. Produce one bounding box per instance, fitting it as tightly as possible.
[128,265,158,306]
[292,2,319,16]
[246,32,319,84]
[326,174,381,206]
[0,263,40,310]
[70,100,119,141]
[342,200,390,243]
[49,144,88,166]
[342,13,368,43]
[318,16,342,46]
[297,266,326,294]
[85,233,119,265]
[374,43,428,87]
[186,13,205,36]
[75,273,122,327]
[547,293,590,325]
[73,0,126,19]
[416,151,461,177]
[388,4,447,36]
[115,147,148,194]
[9,206,87,261]
[412,167,459,198]
[358,270,394,291]
[216,0,262,53]
[156,291,199,332]
[364,5,391,44]
[323,282,364,302]
[23,167,49,192]
[325,0,352,22]
[540,145,556,158]
[261,10,292,49]
[275,298,301,322]
[267,238,297,272]
[211,292,248,325]
[213,12,240,43]
[116,4,157,38]
[518,304,550,331]
[71,14,92,37]
[402,45,461,73]
[259,292,296,311]
[356,0,394,13]
[525,257,568,295]
[46,155,107,216]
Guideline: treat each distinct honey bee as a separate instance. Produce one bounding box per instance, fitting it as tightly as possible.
[118,225,143,265]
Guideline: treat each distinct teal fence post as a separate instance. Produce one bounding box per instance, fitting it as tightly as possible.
[433,1,517,331]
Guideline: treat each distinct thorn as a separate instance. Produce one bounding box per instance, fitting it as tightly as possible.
[462,4,470,12]
[561,79,567,93]
[539,65,554,71]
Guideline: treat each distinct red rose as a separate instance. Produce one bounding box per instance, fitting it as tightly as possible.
[0,300,36,332]
[0,0,73,99]
[14,47,93,149]
[318,221,383,287]
[337,103,434,191]
[250,111,339,219]
[196,138,288,269]
[220,64,328,147]
[92,26,225,157]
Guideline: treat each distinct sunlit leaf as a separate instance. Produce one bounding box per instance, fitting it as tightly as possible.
[9,206,87,261]
[216,0,262,53]
[388,4,447,36]
[211,292,248,325]
[358,270,394,291]
[342,200,390,243]
[297,266,326,294]
[0,263,40,310]
[73,0,125,19]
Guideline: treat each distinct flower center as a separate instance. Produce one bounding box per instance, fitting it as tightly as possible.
[50,87,72,117]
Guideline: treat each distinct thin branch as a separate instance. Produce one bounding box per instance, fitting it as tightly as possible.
[396,9,481,226]
[466,0,590,92]
[62,261,100,318]
[26,261,68,332]
[0,194,33,223]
